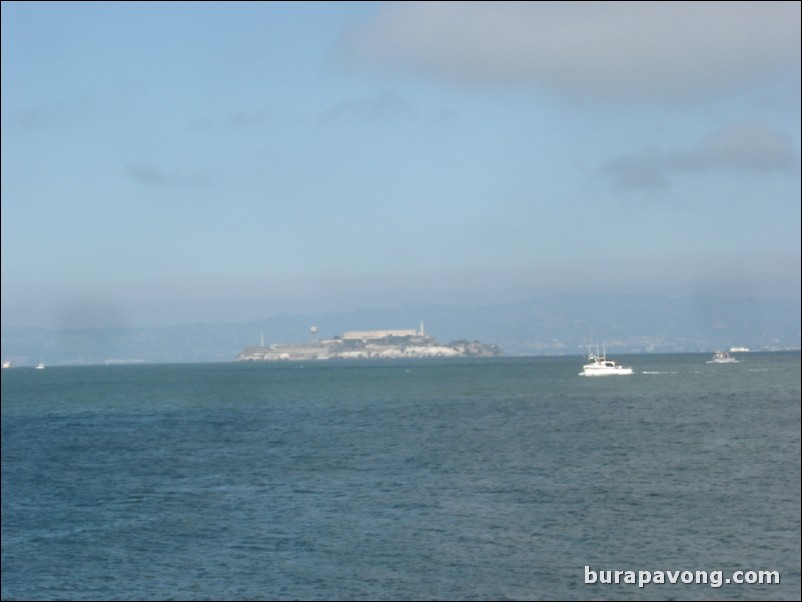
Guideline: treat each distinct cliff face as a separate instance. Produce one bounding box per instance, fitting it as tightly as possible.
[236,333,501,362]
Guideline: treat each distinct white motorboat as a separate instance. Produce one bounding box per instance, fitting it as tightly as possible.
[707,351,738,364]
[580,348,633,376]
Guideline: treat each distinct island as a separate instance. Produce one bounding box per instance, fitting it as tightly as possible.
[236,325,501,362]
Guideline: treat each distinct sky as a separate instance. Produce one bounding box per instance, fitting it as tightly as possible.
[2,1,800,329]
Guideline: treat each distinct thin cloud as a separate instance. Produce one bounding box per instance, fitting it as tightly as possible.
[190,107,271,131]
[698,121,797,172]
[124,164,214,189]
[601,121,795,191]
[8,107,61,130]
[6,97,90,130]
[317,89,418,127]
[339,1,800,97]
[223,107,271,128]
[600,149,673,192]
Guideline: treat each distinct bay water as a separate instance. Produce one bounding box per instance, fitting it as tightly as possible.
[2,353,800,600]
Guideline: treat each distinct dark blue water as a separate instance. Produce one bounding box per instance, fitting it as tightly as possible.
[2,354,800,600]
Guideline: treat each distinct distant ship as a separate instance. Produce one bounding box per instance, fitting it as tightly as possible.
[2,360,11,369]
[35,361,45,370]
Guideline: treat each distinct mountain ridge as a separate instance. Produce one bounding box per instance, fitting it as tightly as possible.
[2,293,799,365]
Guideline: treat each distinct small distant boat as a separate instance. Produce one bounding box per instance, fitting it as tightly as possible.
[35,361,45,370]
[2,360,11,369]
[580,346,633,376]
[707,351,738,364]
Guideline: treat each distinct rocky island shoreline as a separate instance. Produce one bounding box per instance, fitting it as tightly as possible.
[236,325,501,362]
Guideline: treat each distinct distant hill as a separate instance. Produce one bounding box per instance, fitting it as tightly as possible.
[2,293,799,365]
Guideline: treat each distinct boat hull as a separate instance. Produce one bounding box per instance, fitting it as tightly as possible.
[580,366,634,376]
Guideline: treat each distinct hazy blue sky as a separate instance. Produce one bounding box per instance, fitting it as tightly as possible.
[2,1,800,329]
